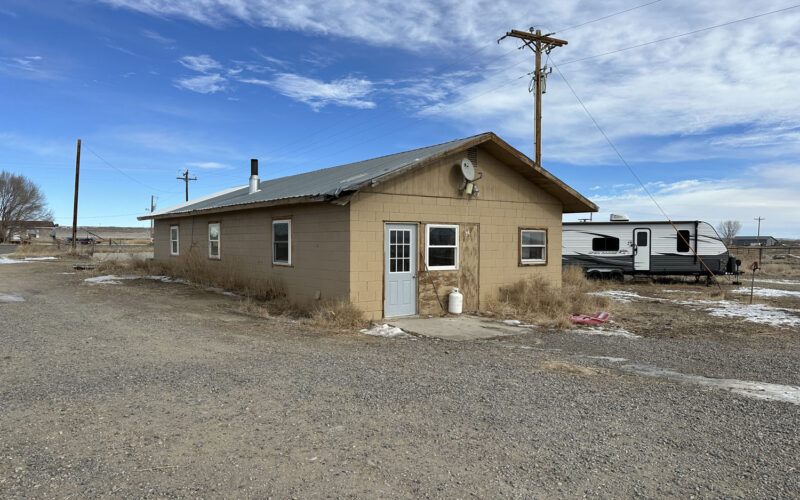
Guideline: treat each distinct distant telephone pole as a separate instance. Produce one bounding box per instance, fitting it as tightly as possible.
[754,216,765,267]
[499,28,567,167]
[176,170,197,202]
[71,139,81,250]
[149,195,156,240]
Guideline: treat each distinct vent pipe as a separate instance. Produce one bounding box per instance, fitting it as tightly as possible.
[249,158,259,194]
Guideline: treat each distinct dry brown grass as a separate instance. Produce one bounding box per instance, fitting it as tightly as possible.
[486,266,611,329]
[11,244,79,257]
[310,299,368,331]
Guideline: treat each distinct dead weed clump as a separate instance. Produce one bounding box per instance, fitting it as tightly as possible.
[310,299,369,331]
[487,266,610,329]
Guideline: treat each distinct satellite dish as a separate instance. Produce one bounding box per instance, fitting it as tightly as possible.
[460,158,475,181]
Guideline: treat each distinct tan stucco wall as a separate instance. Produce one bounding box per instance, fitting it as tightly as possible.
[153,203,350,304]
[349,145,563,320]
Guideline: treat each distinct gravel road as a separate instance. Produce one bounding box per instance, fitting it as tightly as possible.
[1,260,799,498]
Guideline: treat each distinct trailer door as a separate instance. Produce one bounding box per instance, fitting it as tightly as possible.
[633,228,651,271]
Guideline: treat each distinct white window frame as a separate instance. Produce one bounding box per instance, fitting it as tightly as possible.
[425,224,459,271]
[272,219,291,266]
[520,229,547,264]
[208,222,220,260]
[170,225,179,256]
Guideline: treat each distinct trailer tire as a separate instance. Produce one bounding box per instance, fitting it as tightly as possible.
[587,270,601,280]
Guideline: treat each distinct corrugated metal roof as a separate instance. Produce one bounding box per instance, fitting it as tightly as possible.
[146,134,482,218]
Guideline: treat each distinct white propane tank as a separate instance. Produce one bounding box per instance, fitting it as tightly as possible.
[448,288,463,314]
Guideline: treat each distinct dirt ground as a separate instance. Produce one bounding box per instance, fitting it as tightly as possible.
[1,259,799,498]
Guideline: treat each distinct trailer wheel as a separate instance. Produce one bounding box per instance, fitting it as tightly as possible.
[587,270,601,280]
[611,271,624,282]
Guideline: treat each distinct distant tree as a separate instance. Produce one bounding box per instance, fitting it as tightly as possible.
[0,171,52,242]
[717,220,742,247]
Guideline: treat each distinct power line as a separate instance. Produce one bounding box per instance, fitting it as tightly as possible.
[549,57,723,287]
[554,0,665,34]
[559,3,800,66]
[82,143,175,193]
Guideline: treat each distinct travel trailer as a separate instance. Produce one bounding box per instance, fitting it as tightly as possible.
[562,216,735,279]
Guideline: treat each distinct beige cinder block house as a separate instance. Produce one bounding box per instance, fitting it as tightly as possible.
[139,132,596,320]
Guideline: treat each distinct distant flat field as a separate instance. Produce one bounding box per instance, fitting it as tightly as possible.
[1,258,798,497]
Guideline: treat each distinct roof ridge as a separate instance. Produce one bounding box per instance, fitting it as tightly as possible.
[259,132,492,183]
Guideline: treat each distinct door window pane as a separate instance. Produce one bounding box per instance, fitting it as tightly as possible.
[389,230,411,274]
[637,232,648,247]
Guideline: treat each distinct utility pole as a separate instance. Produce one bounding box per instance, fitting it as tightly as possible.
[754,216,765,267]
[176,170,197,202]
[149,195,156,241]
[499,28,567,167]
[71,139,81,250]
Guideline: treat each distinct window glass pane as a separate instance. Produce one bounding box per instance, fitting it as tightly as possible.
[209,224,219,240]
[522,231,545,245]
[390,259,396,272]
[210,241,219,256]
[429,227,455,246]
[637,232,648,247]
[390,245,397,258]
[677,230,691,252]
[274,222,289,241]
[522,247,544,260]
[172,241,178,253]
[429,247,455,267]
[403,244,410,258]
[390,231,397,244]
[404,258,410,272]
[592,237,619,251]
[274,242,289,262]
[171,228,178,240]
[403,231,409,244]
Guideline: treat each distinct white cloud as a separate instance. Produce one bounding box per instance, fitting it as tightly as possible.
[186,161,230,169]
[174,74,226,94]
[142,29,175,46]
[178,54,221,73]
[242,73,375,110]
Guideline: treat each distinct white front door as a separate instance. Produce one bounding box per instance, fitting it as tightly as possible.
[385,224,417,317]
[633,228,651,271]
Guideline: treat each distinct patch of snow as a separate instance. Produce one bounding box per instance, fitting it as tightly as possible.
[0,256,59,264]
[622,364,800,405]
[205,286,237,297]
[569,326,641,339]
[360,324,415,340]
[588,290,647,303]
[147,275,190,285]
[585,355,628,363]
[660,289,701,294]
[732,287,800,298]
[84,275,139,285]
[501,319,535,328]
[673,299,800,328]
[0,293,25,303]
[755,278,800,285]
[58,272,76,275]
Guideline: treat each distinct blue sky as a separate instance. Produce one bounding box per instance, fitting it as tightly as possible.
[1,0,799,236]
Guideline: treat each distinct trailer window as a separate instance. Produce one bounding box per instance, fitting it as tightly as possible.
[591,237,619,252]
[636,231,648,247]
[676,230,691,252]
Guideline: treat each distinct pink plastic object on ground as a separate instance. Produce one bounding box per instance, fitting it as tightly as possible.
[569,311,610,325]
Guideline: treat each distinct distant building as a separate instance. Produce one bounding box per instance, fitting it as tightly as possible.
[732,236,779,246]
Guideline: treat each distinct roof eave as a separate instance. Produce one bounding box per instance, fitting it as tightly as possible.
[138,195,327,221]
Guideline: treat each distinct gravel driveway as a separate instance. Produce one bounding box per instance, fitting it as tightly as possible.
[1,260,799,498]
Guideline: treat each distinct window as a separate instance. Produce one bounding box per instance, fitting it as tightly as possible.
[389,229,411,273]
[636,231,648,247]
[520,229,547,263]
[273,219,291,265]
[676,230,691,252]
[426,224,458,270]
[208,222,220,259]
[592,236,619,252]
[170,225,179,256]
